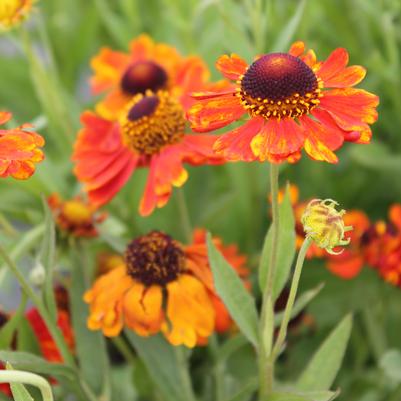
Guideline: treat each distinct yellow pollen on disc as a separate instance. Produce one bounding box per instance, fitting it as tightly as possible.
[120,90,186,156]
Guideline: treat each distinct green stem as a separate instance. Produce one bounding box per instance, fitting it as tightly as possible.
[112,336,137,364]
[0,244,76,368]
[0,213,17,237]
[272,238,312,359]
[259,163,280,399]
[209,335,225,401]
[175,347,197,401]
[176,189,193,243]
[0,370,54,401]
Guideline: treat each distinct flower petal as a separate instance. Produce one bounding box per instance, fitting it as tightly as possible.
[319,88,379,131]
[326,254,364,279]
[181,135,225,165]
[299,115,344,163]
[323,65,366,88]
[317,48,349,82]
[289,41,305,57]
[187,92,245,133]
[215,54,248,81]
[213,117,264,161]
[251,118,305,160]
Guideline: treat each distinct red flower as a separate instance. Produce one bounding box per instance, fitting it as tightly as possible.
[0,111,44,179]
[188,42,379,163]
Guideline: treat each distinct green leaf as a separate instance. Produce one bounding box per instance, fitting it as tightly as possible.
[269,391,338,401]
[39,198,57,319]
[226,378,257,401]
[380,349,401,382]
[259,184,296,300]
[274,283,324,327]
[297,314,353,391]
[10,383,34,401]
[207,233,259,346]
[125,332,191,401]
[271,0,307,51]
[70,245,110,396]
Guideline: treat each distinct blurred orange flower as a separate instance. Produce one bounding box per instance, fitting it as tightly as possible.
[90,34,213,120]
[0,111,44,179]
[48,193,106,237]
[85,229,248,347]
[0,0,35,30]
[73,91,223,216]
[188,42,379,163]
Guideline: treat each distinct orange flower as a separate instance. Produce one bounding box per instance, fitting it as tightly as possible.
[0,0,35,30]
[90,34,212,120]
[363,204,401,287]
[0,111,44,179]
[48,193,106,237]
[84,230,248,347]
[188,42,379,163]
[73,90,223,216]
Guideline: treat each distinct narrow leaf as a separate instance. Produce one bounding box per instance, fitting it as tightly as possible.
[227,378,257,401]
[259,184,296,300]
[297,315,353,391]
[125,332,190,401]
[380,349,401,382]
[207,233,259,346]
[269,392,338,401]
[10,383,34,401]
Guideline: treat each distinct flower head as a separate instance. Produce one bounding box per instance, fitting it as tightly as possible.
[90,34,212,120]
[0,111,44,179]
[48,193,106,237]
[188,42,379,163]
[84,229,249,347]
[301,199,352,254]
[0,0,35,31]
[73,90,223,216]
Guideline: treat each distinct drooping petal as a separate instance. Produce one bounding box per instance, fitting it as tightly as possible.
[123,282,164,336]
[163,274,215,348]
[317,48,349,82]
[319,88,379,131]
[215,54,248,81]
[73,112,138,207]
[251,118,305,161]
[323,65,366,88]
[213,117,264,161]
[180,134,225,165]
[299,115,344,163]
[139,147,188,216]
[187,92,246,133]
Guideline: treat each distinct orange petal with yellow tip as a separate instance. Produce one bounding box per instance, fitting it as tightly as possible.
[123,283,164,336]
[288,41,305,57]
[299,115,343,163]
[317,48,349,83]
[215,54,248,81]
[163,274,215,348]
[214,117,264,161]
[323,65,366,88]
[320,88,379,131]
[187,93,246,133]
[251,118,305,160]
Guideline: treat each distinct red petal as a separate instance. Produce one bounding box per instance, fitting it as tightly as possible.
[181,135,225,165]
[300,115,344,163]
[215,54,248,81]
[327,254,364,279]
[317,48,349,82]
[214,117,264,161]
[323,65,366,88]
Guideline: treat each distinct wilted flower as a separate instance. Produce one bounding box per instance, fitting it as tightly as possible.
[85,229,249,347]
[0,0,35,31]
[301,199,352,254]
[48,193,106,237]
[188,42,379,163]
[0,111,44,179]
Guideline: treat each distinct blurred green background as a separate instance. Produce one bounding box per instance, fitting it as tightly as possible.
[1,1,401,400]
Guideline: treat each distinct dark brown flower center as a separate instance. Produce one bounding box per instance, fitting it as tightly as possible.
[125,231,185,286]
[121,61,168,95]
[238,53,321,119]
[120,91,186,155]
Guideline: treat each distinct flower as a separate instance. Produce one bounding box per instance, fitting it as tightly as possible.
[0,111,44,179]
[48,193,106,237]
[84,229,249,347]
[73,90,223,216]
[301,199,352,254]
[188,42,379,163]
[0,0,35,31]
[363,204,401,287]
[90,34,212,120]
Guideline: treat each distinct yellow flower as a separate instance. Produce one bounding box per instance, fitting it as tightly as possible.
[0,0,35,31]
[301,199,352,255]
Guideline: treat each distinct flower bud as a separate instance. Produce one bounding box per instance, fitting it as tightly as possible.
[301,199,352,255]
